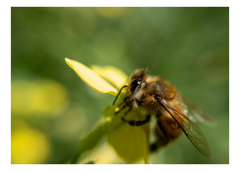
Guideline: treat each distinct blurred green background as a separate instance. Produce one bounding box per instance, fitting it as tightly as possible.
[11,7,229,164]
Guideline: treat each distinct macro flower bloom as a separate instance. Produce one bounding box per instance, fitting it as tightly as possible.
[65,58,149,164]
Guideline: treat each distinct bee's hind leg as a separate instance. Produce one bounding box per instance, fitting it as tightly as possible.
[150,118,170,152]
[121,115,151,126]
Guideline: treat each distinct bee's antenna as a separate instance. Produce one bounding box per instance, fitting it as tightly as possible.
[112,85,127,106]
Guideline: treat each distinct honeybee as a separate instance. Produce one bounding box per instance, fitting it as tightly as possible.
[113,69,214,158]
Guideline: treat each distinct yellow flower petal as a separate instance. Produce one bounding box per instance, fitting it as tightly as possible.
[91,65,128,89]
[107,108,149,163]
[108,123,149,163]
[65,58,118,96]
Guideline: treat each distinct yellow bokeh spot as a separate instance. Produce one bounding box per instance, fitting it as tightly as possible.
[95,7,126,18]
[11,124,51,164]
[11,79,69,116]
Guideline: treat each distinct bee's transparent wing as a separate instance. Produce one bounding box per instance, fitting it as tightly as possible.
[160,99,213,158]
[180,97,216,126]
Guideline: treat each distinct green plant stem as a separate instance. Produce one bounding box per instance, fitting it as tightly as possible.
[69,119,108,164]
[69,105,122,164]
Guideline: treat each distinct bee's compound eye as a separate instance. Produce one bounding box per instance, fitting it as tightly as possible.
[154,95,160,100]
[130,78,142,93]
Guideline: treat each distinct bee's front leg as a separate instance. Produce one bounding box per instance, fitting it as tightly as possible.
[121,115,151,126]
[115,98,143,115]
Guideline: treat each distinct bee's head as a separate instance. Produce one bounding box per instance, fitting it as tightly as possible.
[128,69,147,95]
